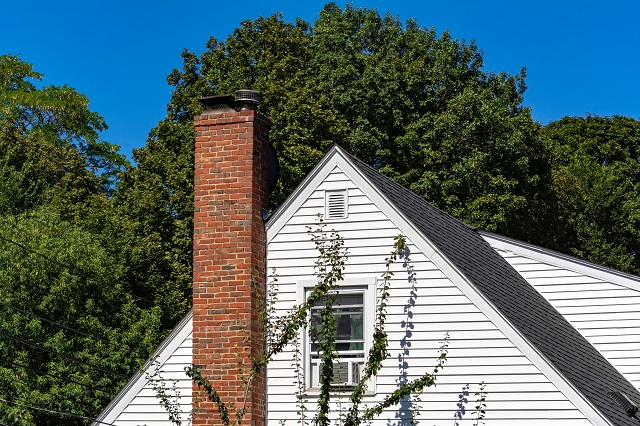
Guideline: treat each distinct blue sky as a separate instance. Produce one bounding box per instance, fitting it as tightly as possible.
[1,1,638,159]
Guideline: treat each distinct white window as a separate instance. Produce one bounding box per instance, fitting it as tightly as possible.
[298,278,376,391]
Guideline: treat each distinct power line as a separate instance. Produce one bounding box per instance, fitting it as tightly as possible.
[0,358,113,395]
[0,233,104,284]
[0,300,139,355]
[0,397,116,426]
[0,300,110,345]
[0,329,129,379]
[0,232,153,305]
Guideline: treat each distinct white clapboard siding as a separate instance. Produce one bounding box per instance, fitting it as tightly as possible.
[266,166,590,426]
[486,238,640,392]
[94,313,193,425]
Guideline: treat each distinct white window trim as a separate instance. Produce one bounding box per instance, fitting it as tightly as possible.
[297,277,376,393]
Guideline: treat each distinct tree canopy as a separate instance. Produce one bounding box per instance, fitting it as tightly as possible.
[0,207,163,425]
[0,54,127,191]
[543,115,640,275]
[158,5,549,236]
[0,55,162,425]
[118,4,553,325]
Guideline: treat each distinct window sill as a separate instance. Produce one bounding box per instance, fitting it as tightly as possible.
[297,387,376,398]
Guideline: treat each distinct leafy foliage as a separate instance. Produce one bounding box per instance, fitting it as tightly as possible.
[0,55,162,425]
[0,207,163,425]
[543,115,640,274]
[160,5,548,231]
[0,54,127,190]
[0,126,102,217]
[113,117,195,328]
[121,3,551,325]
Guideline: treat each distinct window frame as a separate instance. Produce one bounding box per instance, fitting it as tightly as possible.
[297,277,376,391]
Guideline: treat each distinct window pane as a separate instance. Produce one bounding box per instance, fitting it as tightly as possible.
[309,291,364,355]
[336,293,363,306]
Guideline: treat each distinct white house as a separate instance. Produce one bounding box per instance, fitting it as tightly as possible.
[93,94,640,426]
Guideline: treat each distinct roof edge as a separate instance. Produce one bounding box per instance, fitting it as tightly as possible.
[343,154,615,426]
[92,309,194,425]
[481,231,640,291]
[266,144,344,240]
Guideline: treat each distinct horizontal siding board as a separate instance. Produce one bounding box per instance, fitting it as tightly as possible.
[269,368,545,381]
[587,333,640,343]
[526,276,607,285]
[270,235,411,252]
[268,253,424,269]
[271,225,402,242]
[518,269,583,278]
[267,356,531,371]
[267,399,580,412]
[266,264,448,277]
[268,390,572,403]
[267,409,589,422]
[556,303,640,314]
[286,210,389,225]
[546,290,640,301]
[276,220,399,235]
[295,201,380,216]
[267,381,566,396]
[528,282,623,293]
[559,311,640,321]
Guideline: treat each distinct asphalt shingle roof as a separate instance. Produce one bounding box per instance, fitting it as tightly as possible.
[348,151,640,426]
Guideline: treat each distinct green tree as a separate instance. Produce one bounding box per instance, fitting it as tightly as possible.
[120,3,550,322]
[0,126,104,217]
[0,207,163,426]
[0,54,127,190]
[542,115,640,274]
[114,122,195,328]
[0,55,165,425]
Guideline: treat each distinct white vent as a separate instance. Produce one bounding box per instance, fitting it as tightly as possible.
[325,190,348,220]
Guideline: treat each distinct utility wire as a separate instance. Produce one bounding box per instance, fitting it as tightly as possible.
[0,397,116,426]
[0,329,129,379]
[0,232,153,304]
[0,300,139,355]
[0,358,113,395]
[0,300,110,345]
[0,300,145,365]
[0,233,105,285]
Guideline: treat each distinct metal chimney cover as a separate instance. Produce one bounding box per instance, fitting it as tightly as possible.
[235,89,261,110]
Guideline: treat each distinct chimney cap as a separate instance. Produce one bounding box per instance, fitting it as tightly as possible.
[235,89,261,110]
[199,94,235,111]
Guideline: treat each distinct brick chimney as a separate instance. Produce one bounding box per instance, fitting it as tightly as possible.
[192,92,270,426]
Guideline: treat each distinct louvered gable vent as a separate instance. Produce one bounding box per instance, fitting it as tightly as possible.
[325,189,348,220]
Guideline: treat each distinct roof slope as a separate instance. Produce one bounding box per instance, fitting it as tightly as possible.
[92,310,193,425]
[347,152,640,426]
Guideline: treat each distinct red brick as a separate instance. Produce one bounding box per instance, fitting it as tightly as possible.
[193,103,269,426]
